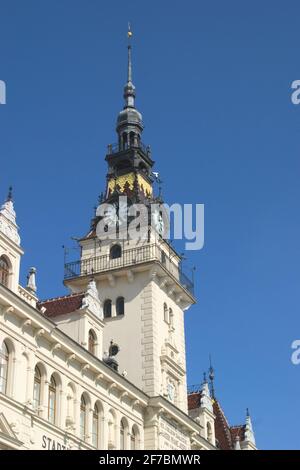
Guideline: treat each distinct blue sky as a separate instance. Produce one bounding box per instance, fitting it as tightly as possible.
[0,0,300,449]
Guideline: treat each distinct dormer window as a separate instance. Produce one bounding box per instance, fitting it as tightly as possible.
[0,256,9,287]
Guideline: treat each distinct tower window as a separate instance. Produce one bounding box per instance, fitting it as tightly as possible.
[116,296,125,316]
[0,256,9,287]
[104,299,112,318]
[48,375,56,424]
[0,340,9,394]
[122,132,128,150]
[110,244,122,260]
[33,366,41,411]
[88,329,97,355]
[129,131,135,147]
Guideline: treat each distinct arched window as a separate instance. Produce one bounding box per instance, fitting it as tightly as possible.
[110,244,122,260]
[161,250,166,265]
[122,132,128,150]
[0,256,9,287]
[116,297,125,316]
[0,341,9,394]
[103,299,112,318]
[88,329,96,354]
[48,375,56,424]
[120,419,125,450]
[92,404,99,448]
[131,427,137,450]
[163,303,169,323]
[129,131,135,147]
[33,366,41,411]
[80,395,86,441]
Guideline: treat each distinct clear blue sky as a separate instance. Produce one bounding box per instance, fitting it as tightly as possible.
[1,0,299,450]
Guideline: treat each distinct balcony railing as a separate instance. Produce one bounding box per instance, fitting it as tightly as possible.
[64,243,194,296]
[107,141,151,157]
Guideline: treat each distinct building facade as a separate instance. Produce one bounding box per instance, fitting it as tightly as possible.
[0,41,256,451]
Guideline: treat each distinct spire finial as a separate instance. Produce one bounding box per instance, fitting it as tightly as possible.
[246,407,250,417]
[123,23,136,109]
[208,354,215,399]
[7,186,13,202]
[127,22,133,83]
[26,267,37,294]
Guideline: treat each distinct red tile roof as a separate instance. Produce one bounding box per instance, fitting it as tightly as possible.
[187,391,202,410]
[37,293,84,318]
[213,400,234,450]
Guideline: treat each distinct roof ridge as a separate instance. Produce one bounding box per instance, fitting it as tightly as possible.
[38,292,84,304]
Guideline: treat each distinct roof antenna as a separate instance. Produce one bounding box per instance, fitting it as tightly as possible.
[208,354,215,399]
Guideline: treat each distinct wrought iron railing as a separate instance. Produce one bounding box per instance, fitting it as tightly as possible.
[107,141,151,156]
[187,384,202,394]
[64,243,194,296]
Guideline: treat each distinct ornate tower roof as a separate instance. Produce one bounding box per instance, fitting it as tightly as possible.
[116,32,143,137]
[104,27,154,205]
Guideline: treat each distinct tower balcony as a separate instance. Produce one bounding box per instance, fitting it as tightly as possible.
[107,141,151,158]
[64,243,195,299]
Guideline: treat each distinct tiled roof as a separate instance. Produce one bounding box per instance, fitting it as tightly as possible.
[187,391,202,410]
[213,400,234,450]
[37,293,84,318]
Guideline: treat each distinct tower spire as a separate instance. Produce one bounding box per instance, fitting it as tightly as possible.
[123,23,136,109]
[127,23,133,84]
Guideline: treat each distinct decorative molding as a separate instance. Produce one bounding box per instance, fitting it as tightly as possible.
[0,199,20,245]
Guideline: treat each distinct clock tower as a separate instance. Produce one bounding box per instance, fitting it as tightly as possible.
[64,38,195,413]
